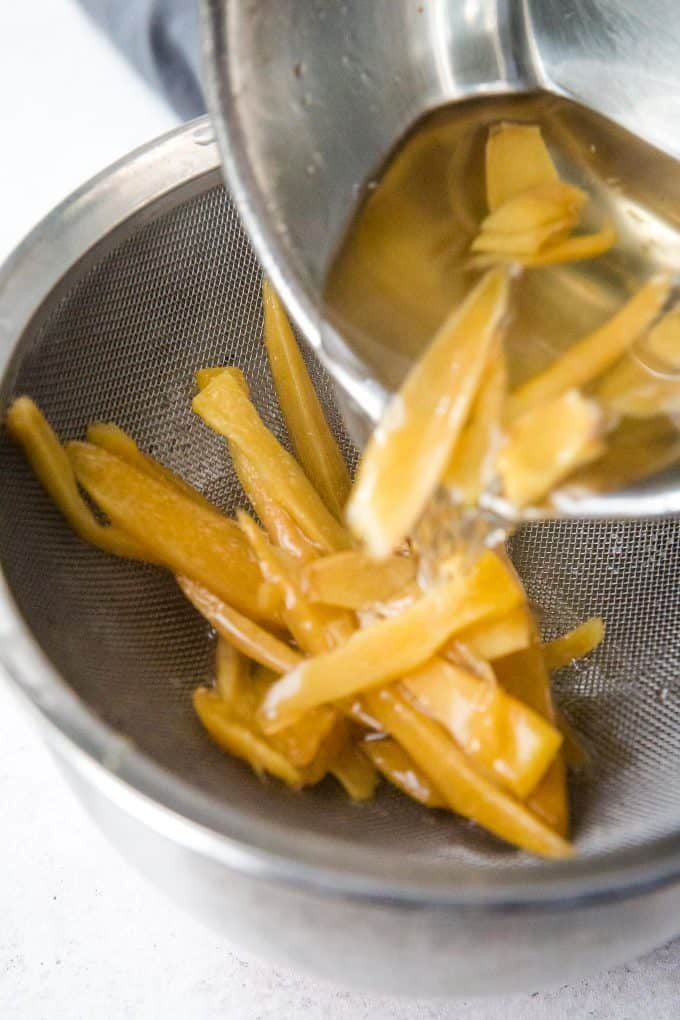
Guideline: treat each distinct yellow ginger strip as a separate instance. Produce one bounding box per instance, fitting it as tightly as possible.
[301,550,417,609]
[193,370,351,553]
[506,276,671,421]
[403,657,562,799]
[178,576,300,674]
[238,512,353,771]
[263,279,351,517]
[237,511,354,654]
[499,390,606,508]
[67,440,278,621]
[471,228,616,268]
[347,268,510,557]
[195,366,251,392]
[480,182,587,233]
[231,446,321,563]
[472,218,574,256]
[362,737,446,808]
[443,349,507,505]
[596,304,680,419]
[543,618,605,671]
[221,651,341,772]
[364,688,573,858]
[197,367,322,562]
[492,224,616,266]
[6,397,150,562]
[454,606,532,660]
[193,687,303,788]
[259,550,524,733]
[494,624,569,837]
[330,742,380,801]
[215,636,252,706]
[485,123,559,211]
[86,421,215,511]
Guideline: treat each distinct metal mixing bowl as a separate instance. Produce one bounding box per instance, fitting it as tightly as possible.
[1,120,679,996]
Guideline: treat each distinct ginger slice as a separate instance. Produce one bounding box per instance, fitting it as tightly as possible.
[346,268,509,557]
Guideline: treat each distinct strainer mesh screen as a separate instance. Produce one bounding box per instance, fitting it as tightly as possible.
[0,184,678,867]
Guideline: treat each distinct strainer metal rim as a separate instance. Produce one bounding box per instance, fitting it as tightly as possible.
[1,117,680,911]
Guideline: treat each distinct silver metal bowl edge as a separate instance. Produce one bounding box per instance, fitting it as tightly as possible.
[1,118,679,995]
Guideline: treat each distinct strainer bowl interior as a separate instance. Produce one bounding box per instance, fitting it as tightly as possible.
[0,137,679,904]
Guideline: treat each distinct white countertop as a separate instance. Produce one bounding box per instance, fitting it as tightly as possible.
[1,3,678,1017]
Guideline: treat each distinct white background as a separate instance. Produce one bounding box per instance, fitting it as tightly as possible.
[0,2,678,1016]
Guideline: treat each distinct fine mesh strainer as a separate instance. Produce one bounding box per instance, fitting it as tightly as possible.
[0,119,679,997]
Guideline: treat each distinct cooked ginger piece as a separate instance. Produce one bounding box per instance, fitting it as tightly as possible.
[301,549,417,609]
[402,658,563,799]
[215,636,252,707]
[195,366,242,392]
[330,742,380,801]
[274,708,344,772]
[250,665,346,774]
[494,630,569,836]
[480,223,617,267]
[443,349,506,505]
[196,368,322,562]
[214,645,341,778]
[364,688,573,858]
[263,280,351,518]
[471,218,574,256]
[193,687,304,788]
[259,551,525,733]
[526,755,569,837]
[453,606,532,660]
[499,390,607,509]
[193,370,351,553]
[66,440,277,622]
[287,718,347,785]
[596,304,680,419]
[472,224,616,268]
[480,124,615,265]
[178,576,300,674]
[6,397,150,562]
[485,123,559,211]
[506,275,671,421]
[195,365,250,395]
[238,511,357,770]
[543,617,605,671]
[495,631,557,722]
[480,182,587,234]
[346,268,510,557]
[200,624,341,778]
[214,640,335,769]
[237,511,354,653]
[215,643,338,774]
[362,737,446,808]
[86,421,215,511]
[441,638,497,684]
[231,447,321,563]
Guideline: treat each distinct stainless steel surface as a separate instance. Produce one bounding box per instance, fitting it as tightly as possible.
[0,119,679,994]
[202,0,680,518]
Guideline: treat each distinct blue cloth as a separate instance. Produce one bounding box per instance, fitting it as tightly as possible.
[78,0,205,119]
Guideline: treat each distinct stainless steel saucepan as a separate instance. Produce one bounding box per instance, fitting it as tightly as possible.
[202,0,680,518]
